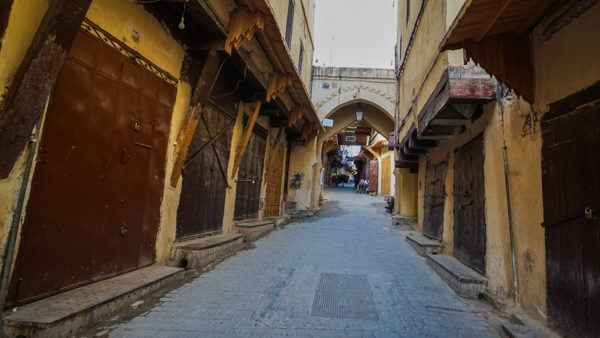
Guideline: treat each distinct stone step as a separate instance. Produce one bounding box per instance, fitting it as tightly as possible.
[234,219,273,228]
[406,232,443,256]
[234,219,274,242]
[426,254,486,299]
[392,215,416,230]
[172,233,243,269]
[267,216,289,228]
[4,265,184,337]
[501,323,562,338]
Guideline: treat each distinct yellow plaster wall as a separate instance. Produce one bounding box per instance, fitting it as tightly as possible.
[0,0,48,269]
[287,136,318,212]
[85,0,184,77]
[533,3,600,108]
[154,82,190,262]
[502,95,546,319]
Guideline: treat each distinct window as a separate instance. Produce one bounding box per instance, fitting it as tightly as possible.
[322,83,330,89]
[285,0,295,47]
[406,0,410,25]
[331,83,338,89]
[298,42,304,73]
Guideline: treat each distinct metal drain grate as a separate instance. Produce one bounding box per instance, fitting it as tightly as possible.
[311,273,379,320]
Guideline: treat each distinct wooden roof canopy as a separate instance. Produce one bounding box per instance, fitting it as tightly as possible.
[442,0,556,102]
[238,0,322,136]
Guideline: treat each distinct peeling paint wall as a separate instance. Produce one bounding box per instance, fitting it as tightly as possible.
[287,136,318,213]
[0,0,48,275]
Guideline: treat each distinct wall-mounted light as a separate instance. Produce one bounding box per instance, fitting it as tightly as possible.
[356,111,363,121]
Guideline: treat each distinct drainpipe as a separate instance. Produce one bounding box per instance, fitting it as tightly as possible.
[0,120,41,316]
[496,81,520,304]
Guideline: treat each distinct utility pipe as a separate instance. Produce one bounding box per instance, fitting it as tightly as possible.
[0,119,41,316]
[496,81,520,303]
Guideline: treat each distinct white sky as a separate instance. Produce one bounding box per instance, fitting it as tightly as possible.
[313,0,397,69]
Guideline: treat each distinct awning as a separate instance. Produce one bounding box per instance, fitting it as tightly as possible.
[442,0,557,101]
[242,0,323,136]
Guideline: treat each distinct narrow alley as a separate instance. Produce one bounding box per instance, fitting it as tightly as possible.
[0,0,598,336]
[102,188,503,337]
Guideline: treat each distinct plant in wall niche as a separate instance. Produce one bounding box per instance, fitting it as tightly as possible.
[290,172,304,189]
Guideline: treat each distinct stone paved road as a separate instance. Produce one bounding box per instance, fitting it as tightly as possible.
[108,187,507,337]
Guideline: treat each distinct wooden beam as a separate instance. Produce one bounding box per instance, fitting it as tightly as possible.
[0,0,92,178]
[231,101,262,177]
[224,7,264,55]
[477,0,512,42]
[170,51,223,187]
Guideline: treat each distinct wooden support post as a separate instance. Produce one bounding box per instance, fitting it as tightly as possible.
[231,101,262,177]
[0,0,92,178]
[265,127,285,172]
[170,50,222,187]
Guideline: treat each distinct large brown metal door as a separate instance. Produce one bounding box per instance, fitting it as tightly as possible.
[265,144,285,216]
[453,135,486,273]
[542,104,600,338]
[368,160,378,192]
[234,128,267,219]
[176,106,234,238]
[424,160,447,240]
[7,30,174,306]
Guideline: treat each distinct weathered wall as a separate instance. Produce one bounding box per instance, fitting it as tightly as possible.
[266,0,315,86]
[0,0,48,276]
[287,136,318,213]
[533,2,600,108]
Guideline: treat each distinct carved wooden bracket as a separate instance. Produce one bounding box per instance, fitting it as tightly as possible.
[224,8,265,55]
[266,73,292,102]
[231,101,262,177]
[170,51,222,187]
[288,105,306,127]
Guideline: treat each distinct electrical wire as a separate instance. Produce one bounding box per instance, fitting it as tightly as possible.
[210,64,248,99]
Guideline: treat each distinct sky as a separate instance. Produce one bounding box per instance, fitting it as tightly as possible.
[313,0,398,69]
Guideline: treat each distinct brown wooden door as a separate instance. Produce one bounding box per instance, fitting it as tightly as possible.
[381,156,391,195]
[265,144,285,216]
[453,135,486,273]
[176,106,234,238]
[424,160,447,241]
[234,128,267,219]
[542,104,600,338]
[368,160,378,192]
[7,30,174,306]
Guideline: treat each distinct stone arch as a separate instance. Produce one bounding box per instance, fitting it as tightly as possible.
[316,87,395,121]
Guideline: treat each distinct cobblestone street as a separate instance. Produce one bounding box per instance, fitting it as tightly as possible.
[106,187,507,337]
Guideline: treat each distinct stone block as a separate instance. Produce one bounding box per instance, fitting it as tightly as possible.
[234,220,274,241]
[4,265,184,337]
[392,215,417,230]
[171,234,244,269]
[406,233,443,256]
[426,254,486,299]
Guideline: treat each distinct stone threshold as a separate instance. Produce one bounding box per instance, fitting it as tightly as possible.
[392,215,416,230]
[426,254,486,299]
[406,232,443,256]
[267,215,289,228]
[234,219,273,228]
[234,219,274,242]
[171,233,244,269]
[4,265,184,337]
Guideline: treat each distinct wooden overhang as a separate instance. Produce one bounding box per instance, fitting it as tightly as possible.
[241,0,323,142]
[418,66,495,140]
[395,65,495,173]
[442,0,557,102]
